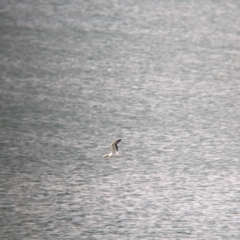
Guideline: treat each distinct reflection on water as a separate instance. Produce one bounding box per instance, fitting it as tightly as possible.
[0,0,240,239]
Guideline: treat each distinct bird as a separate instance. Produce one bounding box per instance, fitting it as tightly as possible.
[102,139,121,158]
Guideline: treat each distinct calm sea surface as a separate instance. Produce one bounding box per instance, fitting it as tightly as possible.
[0,0,240,239]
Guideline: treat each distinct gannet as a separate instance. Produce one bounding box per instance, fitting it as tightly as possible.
[103,139,121,158]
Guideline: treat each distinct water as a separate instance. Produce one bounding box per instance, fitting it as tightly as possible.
[0,0,240,239]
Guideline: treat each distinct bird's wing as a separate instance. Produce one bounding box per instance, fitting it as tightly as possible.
[111,139,121,153]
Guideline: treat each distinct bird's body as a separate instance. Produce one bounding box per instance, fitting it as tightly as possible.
[103,139,121,158]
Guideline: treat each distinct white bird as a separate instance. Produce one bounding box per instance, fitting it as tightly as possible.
[103,139,121,158]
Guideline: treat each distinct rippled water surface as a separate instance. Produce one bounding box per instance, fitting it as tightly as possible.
[0,0,240,239]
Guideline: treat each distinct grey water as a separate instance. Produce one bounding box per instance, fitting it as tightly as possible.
[0,0,240,239]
